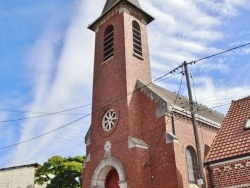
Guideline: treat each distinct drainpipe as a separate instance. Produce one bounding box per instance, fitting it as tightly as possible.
[171,112,176,135]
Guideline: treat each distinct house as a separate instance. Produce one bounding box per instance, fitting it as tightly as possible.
[204,96,250,188]
[82,0,224,187]
[0,163,45,188]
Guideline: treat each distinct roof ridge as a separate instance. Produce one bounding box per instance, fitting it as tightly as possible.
[0,163,39,171]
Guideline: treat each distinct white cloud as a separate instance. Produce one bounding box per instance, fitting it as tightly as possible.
[192,61,231,74]
[191,77,250,114]
[242,48,250,55]
[1,0,250,168]
[3,0,102,167]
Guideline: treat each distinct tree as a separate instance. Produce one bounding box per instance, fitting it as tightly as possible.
[35,155,85,188]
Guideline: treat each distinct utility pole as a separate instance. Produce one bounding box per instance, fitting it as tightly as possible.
[183,61,206,188]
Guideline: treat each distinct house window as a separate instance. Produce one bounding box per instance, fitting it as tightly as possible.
[104,25,114,62]
[132,21,142,56]
[245,118,250,129]
[186,147,198,184]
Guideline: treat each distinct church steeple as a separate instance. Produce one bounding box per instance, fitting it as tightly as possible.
[83,1,155,187]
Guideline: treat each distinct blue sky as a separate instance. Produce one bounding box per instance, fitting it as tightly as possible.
[0,0,250,168]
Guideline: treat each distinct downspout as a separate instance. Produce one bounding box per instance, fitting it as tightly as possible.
[171,112,176,135]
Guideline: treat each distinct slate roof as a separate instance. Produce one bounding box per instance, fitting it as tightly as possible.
[137,80,224,127]
[205,96,250,164]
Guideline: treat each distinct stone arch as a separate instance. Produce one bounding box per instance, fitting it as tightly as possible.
[91,157,127,188]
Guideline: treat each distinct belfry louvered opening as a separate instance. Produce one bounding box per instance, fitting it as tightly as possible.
[103,25,114,62]
[132,21,142,56]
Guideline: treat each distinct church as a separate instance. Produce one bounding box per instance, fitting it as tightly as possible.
[82,0,224,187]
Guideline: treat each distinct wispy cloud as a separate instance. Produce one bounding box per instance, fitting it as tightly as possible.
[0,0,102,167]
[0,0,250,168]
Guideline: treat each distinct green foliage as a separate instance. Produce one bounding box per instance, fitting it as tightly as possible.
[35,155,85,188]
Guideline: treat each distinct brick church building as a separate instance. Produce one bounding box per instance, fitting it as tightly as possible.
[82,0,224,187]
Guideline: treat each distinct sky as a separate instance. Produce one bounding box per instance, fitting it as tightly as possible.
[0,0,250,168]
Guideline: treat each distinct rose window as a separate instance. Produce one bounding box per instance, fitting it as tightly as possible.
[102,109,117,131]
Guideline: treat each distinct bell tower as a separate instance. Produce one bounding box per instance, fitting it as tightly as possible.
[83,1,154,187]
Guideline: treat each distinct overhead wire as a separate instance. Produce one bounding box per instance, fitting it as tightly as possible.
[0,109,87,116]
[0,66,183,150]
[2,42,250,151]
[0,116,87,150]
[0,104,91,123]
[2,42,248,123]
[188,42,250,65]
[196,87,250,102]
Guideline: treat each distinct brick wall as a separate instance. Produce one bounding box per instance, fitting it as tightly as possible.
[207,157,250,188]
[137,90,218,188]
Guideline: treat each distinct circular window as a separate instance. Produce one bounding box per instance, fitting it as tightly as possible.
[102,109,117,131]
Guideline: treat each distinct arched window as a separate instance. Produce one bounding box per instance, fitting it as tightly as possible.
[132,21,142,56]
[104,25,114,61]
[186,147,198,184]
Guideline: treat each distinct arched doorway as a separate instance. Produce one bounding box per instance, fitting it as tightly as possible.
[105,168,119,188]
[91,157,127,188]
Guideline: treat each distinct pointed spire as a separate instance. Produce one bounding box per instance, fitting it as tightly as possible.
[102,0,141,15]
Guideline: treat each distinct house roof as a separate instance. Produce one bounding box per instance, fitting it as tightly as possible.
[137,80,224,127]
[205,96,250,164]
[88,0,154,31]
[0,163,39,171]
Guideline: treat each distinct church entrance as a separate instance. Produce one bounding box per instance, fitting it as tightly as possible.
[105,168,119,188]
[91,157,127,188]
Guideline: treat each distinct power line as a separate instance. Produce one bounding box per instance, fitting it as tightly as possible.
[19,99,226,163]
[0,66,182,150]
[0,104,91,123]
[0,116,87,150]
[188,42,250,65]
[155,71,182,83]
[0,108,87,116]
[2,41,249,151]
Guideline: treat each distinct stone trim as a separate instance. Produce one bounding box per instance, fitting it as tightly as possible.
[209,155,250,167]
[91,157,127,188]
[224,183,250,188]
[128,137,149,149]
[165,132,178,144]
[85,128,91,145]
